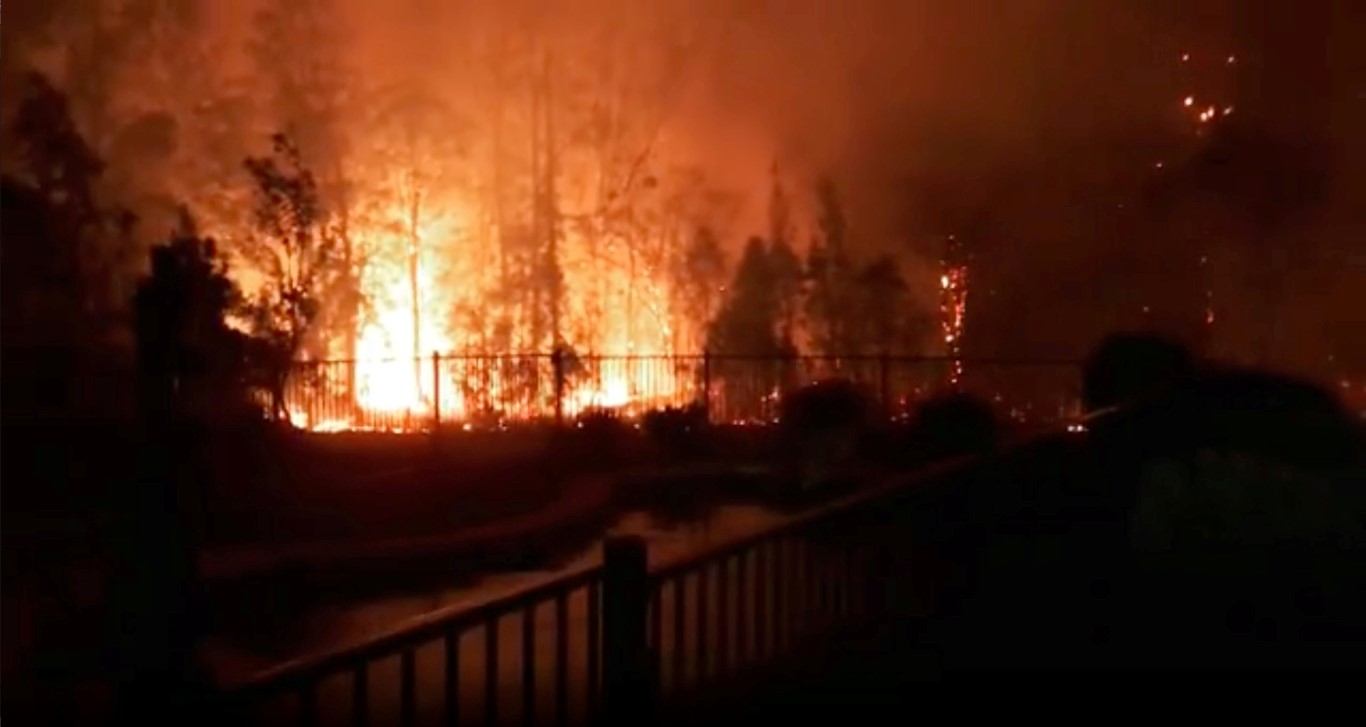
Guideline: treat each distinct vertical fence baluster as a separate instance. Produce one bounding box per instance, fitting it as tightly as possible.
[716,557,729,674]
[735,552,748,666]
[772,539,786,653]
[300,684,318,727]
[445,630,461,727]
[401,649,417,727]
[650,585,663,685]
[522,606,535,727]
[797,535,808,634]
[432,351,442,432]
[602,536,650,724]
[702,351,713,422]
[352,664,369,727]
[485,618,499,727]
[756,542,769,660]
[807,538,821,632]
[555,593,569,727]
[822,538,835,627]
[586,581,600,720]
[672,577,686,692]
[695,566,709,682]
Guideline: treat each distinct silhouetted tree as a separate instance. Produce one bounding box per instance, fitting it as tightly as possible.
[4,71,135,349]
[116,209,236,722]
[134,212,252,426]
[849,254,923,354]
[676,225,727,351]
[765,167,803,346]
[707,236,800,420]
[706,238,791,357]
[240,134,355,421]
[804,177,857,356]
[251,0,360,362]
[912,392,1000,460]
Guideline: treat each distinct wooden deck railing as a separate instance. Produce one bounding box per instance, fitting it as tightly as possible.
[215,453,999,726]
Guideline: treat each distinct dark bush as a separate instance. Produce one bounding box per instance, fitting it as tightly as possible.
[568,407,631,466]
[778,378,874,436]
[912,392,999,460]
[641,403,709,459]
[1082,332,1194,412]
[776,379,876,486]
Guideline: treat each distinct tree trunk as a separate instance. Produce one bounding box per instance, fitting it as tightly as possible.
[544,54,562,349]
[409,189,423,390]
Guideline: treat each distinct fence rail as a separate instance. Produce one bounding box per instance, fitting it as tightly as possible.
[225,565,605,727]
[281,353,1082,432]
[214,453,988,727]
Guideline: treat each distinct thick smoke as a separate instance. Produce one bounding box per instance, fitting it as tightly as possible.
[3,0,1360,376]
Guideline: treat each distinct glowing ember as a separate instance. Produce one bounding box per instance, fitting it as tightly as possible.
[940,235,968,386]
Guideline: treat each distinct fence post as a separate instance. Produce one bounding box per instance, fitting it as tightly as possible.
[602,535,652,723]
[702,350,713,422]
[552,348,566,426]
[431,351,441,434]
[879,351,891,420]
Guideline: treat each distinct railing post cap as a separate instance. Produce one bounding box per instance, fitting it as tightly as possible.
[603,534,648,570]
[604,533,648,552]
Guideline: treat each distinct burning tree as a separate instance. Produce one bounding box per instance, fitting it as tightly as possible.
[940,233,968,385]
[362,86,467,366]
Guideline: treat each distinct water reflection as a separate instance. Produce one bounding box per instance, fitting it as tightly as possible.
[200,504,786,685]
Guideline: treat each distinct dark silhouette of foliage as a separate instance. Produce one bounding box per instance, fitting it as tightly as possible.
[9,72,103,223]
[133,213,256,427]
[4,72,136,349]
[240,133,357,421]
[1083,363,1366,664]
[911,392,1000,460]
[642,403,709,459]
[570,407,631,466]
[779,379,874,436]
[1082,332,1194,412]
[852,254,923,353]
[676,226,727,349]
[1,176,80,351]
[778,379,876,489]
[804,177,857,356]
[706,237,797,357]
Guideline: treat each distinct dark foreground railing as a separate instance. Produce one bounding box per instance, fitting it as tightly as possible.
[216,455,992,727]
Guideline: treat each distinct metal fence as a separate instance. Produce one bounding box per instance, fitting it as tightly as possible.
[214,445,1001,726]
[281,353,1083,432]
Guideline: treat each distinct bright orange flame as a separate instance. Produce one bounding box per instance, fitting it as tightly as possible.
[940,259,968,386]
[274,189,693,431]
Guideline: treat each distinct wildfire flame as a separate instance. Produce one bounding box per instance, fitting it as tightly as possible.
[940,237,968,386]
[273,192,691,431]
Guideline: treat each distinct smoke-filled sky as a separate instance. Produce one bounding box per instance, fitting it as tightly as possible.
[3,0,1251,232]
[4,0,1361,371]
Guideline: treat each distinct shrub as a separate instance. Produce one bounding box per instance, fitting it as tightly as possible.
[1082,332,1194,412]
[778,378,874,435]
[912,392,999,460]
[641,403,709,459]
[568,407,631,465]
[777,379,876,487]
